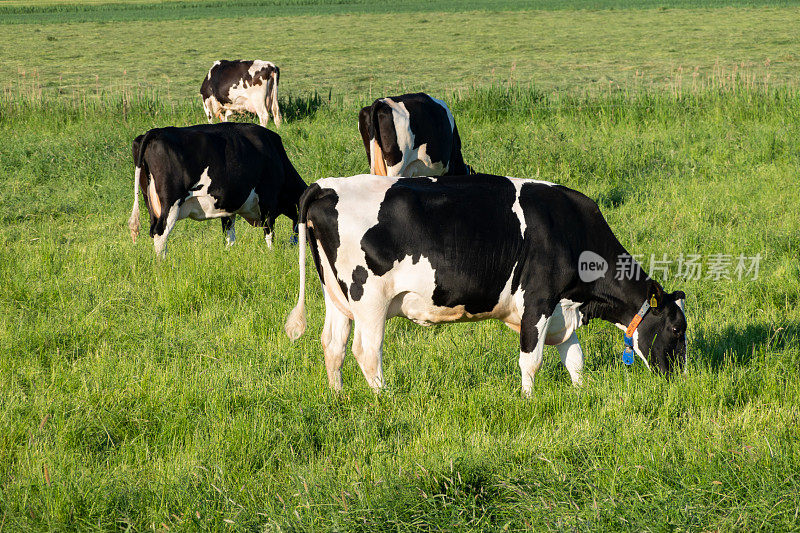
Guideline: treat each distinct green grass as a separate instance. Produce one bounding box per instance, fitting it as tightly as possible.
[4,7,800,100]
[1,84,799,530]
[2,1,800,530]
[3,0,800,24]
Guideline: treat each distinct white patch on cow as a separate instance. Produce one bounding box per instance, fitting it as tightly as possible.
[264,231,273,249]
[632,329,651,369]
[237,189,262,223]
[146,166,268,257]
[180,169,224,219]
[505,175,556,237]
[508,179,527,236]
[545,299,584,345]
[147,175,162,217]
[202,95,219,122]
[316,175,398,293]
[175,168,261,225]
[388,255,444,324]
[226,80,265,115]
[505,175,555,188]
[519,313,549,397]
[403,143,446,177]
[614,322,652,370]
[179,167,218,219]
[556,332,584,385]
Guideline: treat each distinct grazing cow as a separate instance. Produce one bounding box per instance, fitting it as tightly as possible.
[285,174,687,395]
[357,93,470,177]
[128,123,306,257]
[200,60,282,127]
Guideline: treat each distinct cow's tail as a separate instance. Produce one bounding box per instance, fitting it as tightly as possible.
[128,133,149,242]
[270,65,282,127]
[128,131,158,242]
[284,184,319,341]
[128,165,141,242]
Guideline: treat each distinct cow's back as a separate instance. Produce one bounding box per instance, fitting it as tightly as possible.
[141,123,303,213]
[359,93,469,177]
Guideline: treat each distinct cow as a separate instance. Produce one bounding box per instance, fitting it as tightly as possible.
[128,123,306,257]
[200,60,282,128]
[357,93,471,177]
[284,174,687,396]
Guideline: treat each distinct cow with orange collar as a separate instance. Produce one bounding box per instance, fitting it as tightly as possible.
[285,174,687,395]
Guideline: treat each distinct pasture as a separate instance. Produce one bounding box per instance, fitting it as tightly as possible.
[2,1,800,531]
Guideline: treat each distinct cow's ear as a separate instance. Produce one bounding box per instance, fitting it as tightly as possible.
[649,284,666,313]
[669,290,686,301]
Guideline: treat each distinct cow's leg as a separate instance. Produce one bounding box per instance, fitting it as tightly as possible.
[351,309,387,392]
[263,219,274,249]
[518,305,552,397]
[221,215,235,246]
[321,290,351,391]
[288,214,300,246]
[151,201,180,258]
[256,102,270,128]
[222,110,233,122]
[202,99,214,123]
[556,332,585,386]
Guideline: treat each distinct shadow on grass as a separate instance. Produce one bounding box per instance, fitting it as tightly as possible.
[692,321,799,369]
[280,91,328,122]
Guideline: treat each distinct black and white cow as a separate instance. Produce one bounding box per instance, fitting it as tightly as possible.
[285,174,687,395]
[200,60,282,128]
[357,93,470,177]
[128,123,306,257]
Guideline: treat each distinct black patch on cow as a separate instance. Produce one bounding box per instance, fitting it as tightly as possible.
[360,175,523,314]
[200,60,277,105]
[134,122,306,240]
[520,326,539,354]
[350,266,368,301]
[303,185,348,297]
[359,93,470,176]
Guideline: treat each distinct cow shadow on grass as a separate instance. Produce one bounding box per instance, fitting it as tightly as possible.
[280,91,327,122]
[691,320,799,369]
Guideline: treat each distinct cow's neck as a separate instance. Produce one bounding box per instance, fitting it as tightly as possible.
[579,258,660,328]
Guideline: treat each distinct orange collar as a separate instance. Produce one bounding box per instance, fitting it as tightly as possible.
[622,295,657,365]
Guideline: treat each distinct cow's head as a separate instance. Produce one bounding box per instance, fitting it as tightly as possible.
[635,288,687,376]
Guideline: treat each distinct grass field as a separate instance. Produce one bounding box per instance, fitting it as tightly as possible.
[3,0,800,25]
[4,5,800,99]
[2,1,800,531]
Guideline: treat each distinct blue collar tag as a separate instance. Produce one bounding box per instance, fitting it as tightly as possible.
[622,336,635,365]
[622,345,635,365]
